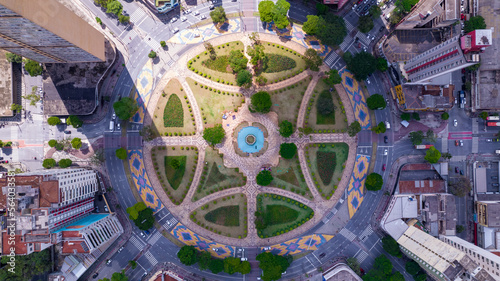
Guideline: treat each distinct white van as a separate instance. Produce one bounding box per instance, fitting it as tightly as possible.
[496,150,500,155]
[385,121,391,129]
[109,120,114,131]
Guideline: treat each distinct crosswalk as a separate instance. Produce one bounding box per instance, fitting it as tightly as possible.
[355,250,369,264]
[340,38,353,52]
[144,250,159,266]
[130,8,146,24]
[359,225,373,242]
[345,20,355,32]
[324,51,339,68]
[356,31,371,45]
[163,217,178,230]
[339,228,357,242]
[129,235,146,250]
[147,231,162,245]
[144,35,162,51]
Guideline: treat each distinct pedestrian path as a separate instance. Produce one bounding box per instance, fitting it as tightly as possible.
[130,235,146,250]
[163,217,178,230]
[144,250,159,266]
[144,35,162,51]
[324,51,339,68]
[339,69,371,129]
[355,31,371,45]
[347,154,370,218]
[147,231,162,245]
[339,228,356,242]
[345,20,355,32]
[130,8,146,23]
[355,250,369,264]
[359,225,373,241]
[339,38,352,52]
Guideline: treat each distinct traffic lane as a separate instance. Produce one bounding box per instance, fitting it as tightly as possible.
[448,139,470,156]
[82,0,126,35]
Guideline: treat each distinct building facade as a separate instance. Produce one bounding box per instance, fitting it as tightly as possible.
[0,0,105,63]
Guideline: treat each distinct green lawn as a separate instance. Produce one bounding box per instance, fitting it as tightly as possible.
[190,193,248,238]
[306,143,349,199]
[316,90,335,125]
[164,156,186,190]
[264,54,297,73]
[305,79,347,132]
[256,193,314,238]
[152,79,196,137]
[186,77,244,128]
[271,155,313,199]
[187,41,244,85]
[163,94,183,127]
[270,76,312,128]
[203,55,231,73]
[204,205,240,226]
[260,42,307,84]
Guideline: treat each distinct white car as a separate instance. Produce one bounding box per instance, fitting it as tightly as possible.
[173,27,179,33]
[263,247,272,250]
[170,17,178,23]
[240,257,248,261]
[366,78,371,84]
[201,15,207,20]
[185,9,191,14]
[194,11,200,16]
[181,16,187,22]
[112,112,116,119]
[460,140,464,146]
[352,4,357,10]
[104,205,109,212]
[116,123,121,130]
[384,149,388,156]
[453,119,458,127]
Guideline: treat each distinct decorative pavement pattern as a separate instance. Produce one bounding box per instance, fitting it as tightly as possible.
[171,224,235,258]
[339,69,371,129]
[263,23,331,57]
[132,60,154,124]
[167,19,242,44]
[347,154,370,218]
[261,234,334,256]
[128,149,163,212]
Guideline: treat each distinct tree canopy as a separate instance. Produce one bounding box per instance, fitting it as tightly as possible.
[209,258,224,273]
[279,120,293,137]
[271,0,290,29]
[256,252,292,281]
[258,1,275,23]
[366,94,386,110]
[425,146,441,163]
[0,249,52,281]
[71,138,82,149]
[126,202,147,220]
[210,6,227,24]
[24,59,43,77]
[346,52,377,80]
[324,69,342,86]
[409,130,424,145]
[400,112,411,121]
[203,124,226,145]
[113,97,138,120]
[347,121,362,137]
[449,176,472,197]
[317,90,334,116]
[106,0,123,16]
[372,122,387,134]
[316,14,347,46]
[464,15,486,33]
[316,3,328,15]
[376,57,388,72]
[250,91,272,113]
[58,158,73,168]
[256,170,273,186]
[304,48,323,71]
[303,15,321,35]
[358,15,374,33]
[47,116,61,126]
[382,236,402,257]
[479,112,488,120]
[279,143,297,159]
[236,70,252,88]
[42,158,57,169]
[405,261,421,276]
[396,0,419,12]
[366,173,383,191]
[228,50,248,73]
[178,246,198,266]
[134,206,154,230]
[5,52,22,63]
[67,115,83,128]
[370,5,382,18]
[115,147,127,159]
[441,112,449,120]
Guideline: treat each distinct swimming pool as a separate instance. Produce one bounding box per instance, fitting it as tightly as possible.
[237,126,264,153]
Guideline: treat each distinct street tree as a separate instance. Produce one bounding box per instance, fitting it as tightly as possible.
[106,0,123,16]
[441,152,452,160]
[366,173,383,191]
[316,3,328,15]
[115,147,127,159]
[370,5,382,18]
[479,112,488,120]
[449,176,472,197]
[303,15,321,35]
[148,50,157,58]
[279,143,297,159]
[346,257,361,276]
[48,139,57,147]
[5,52,22,63]
[58,159,73,168]
[24,59,43,77]
[228,50,248,73]
[409,130,424,145]
[441,112,449,120]
[113,97,138,120]
[160,41,166,48]
[47,116,62,126]
[279,120,293,137]
[203,124,226,145]
[118,15,130,24]
[236,70,252,88]
[424,146,441,163]
[358,15,374,33]
[210,6,227,24]
[401,112,411,121]
[258,0,275,23]
[412,112,420,120]
[177,246,198,266]
[425,129,437,143]
[316,14,347,46]
[323,69,342,86]
[405,261,421,276]
[271,0,290,29]
[129,260,137,269]
[366,94,386,110]
[374,255,393,276]
[10,103,22,113]
[391,271,405,281]
[71,138,82,149]
[198,251,212,270]
[304,48,323,71]
[376,57,388,72]
[382,236,402,257]
[67,115,83,128]
[256,170,273,186]
[134,207,154,230]
[346,52,377,80]
[256,252,291,281]
[347,121,361,137]
[464,15,486,33]
[250,91,272,113]
[209,258,224,273]
[372,122,387,134]
[42,158,57,169]
[126,202,147,220]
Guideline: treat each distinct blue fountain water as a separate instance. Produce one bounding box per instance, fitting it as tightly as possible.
[237,126,264,153]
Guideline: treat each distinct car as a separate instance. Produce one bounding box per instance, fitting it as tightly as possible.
[144,229,150,235]
[106,259,112,265]
[366,78,371,84]
[455,140,459,146]
[495,139,500,142]
[104,205,108,212]
[493,176,499,180]
[64,130,71,134]
[240,257,248,261]
[460,170,464,175]
[383,149,388,155]
[173,27,179,33]
[143,272,147,277]
[194,11,200,16]
[263,247,272,250]
[362,5,369,12]
[460,140,464,146]
[185,9,191,14]
[116,123,121,130]
[454,119,458,126]
[370,35,375,41]
[170,17,178,23]
[384,136,388,143]
[212,248,218,251]
[201,15,207,20]
[455,167,459,173]
[493,183,500,187]
[462,76,466,83]
[282,271,287,275]
[209,4,215,10]
[363,11,370,16]
[112,112,116,119]
[382,164,386,171]
[93,273,99,279]
[379,26,385,32]
[486,139,492,142]
[455,98,458,104]
[95,206,100,213]
[140,232,145,238]
[232,0,237,2]
[319,253,326,258]
[181,16,187,22]
[352,4,357,10]
[118,246,124,253]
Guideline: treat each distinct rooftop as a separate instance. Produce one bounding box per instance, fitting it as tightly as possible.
[0,49,12,117]
[401,84,454,110]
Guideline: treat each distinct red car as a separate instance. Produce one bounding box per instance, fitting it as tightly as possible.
[382,164,386,171]
[461,13,465,20]
[455,140,459,146]
[455,167,459,173]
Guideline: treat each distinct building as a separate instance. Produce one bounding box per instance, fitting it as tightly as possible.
[0,0,105,63]
[403,29,492,85]
[396,0,460,30]
[322,0,350,10]
[323,263,362,281]
[441,235,500,279]
[145,0,179,14]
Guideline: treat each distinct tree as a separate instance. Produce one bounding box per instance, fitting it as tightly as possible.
[250,91,272,113]
[425,146,441,164]
[210,6,227,24]
[317,90,334,116]
[258,0,275,23]
[372,122,387,134]
[134,207,154,230]
[23,92,41,106]
[316,14,347,46]
[346,257,361,276]
[5,52,22,63]
[412,112,420,120]
[405,261,421,276]
[415,273,428,281]
[71,138,82,149]
[113,97,138,120]
[324,69,342,86]
[129,260,137,269]
[441,112,449,120]
[347,121,361,137]
[115,147,127,159]
[346,52,377,80]
[272,0,290,29]
[228,50,248,73]
[409,130,424,145]
[396,0,419,12]
[111,270,128,281]
[209,258,224,273]
[464,15,486,33]
[48,139,57,147]
[449,176,471,197]
[160,41,166,48]
[425,129,437,143]
[358,15,374,33]
[0,249,53,280]
[59,158,73,168]
[247,44,267,68]
[456,225,465,233]
[256,75,268,85]
[370,5,382,18]
[148,50,157,58]
[316,3,328,15]
[374,255,393,276]
[366,173,383,191]
[366,94,386,110]
[280,143,297,159]
[47,116,62,126]
[303,15,321,35]
[42,158,57,169]
[204,42,217,60]
[178,246,197,265]
[382,236,402,257]
[10,103,22,113]
[256,252,291,281]
[106,0,123,16]
[479,112,488,120]
[256,170,273,186]
[304,48,323,71]
[24,59,43,76]
[279,120,293,137]
[467,63,480,71]
[376,57,388,72]
[118,15,130,24]
[96,16,102,25]
[203,124,226,145]
[401,112,411,121]
[67,115,83,128]
[126,202,147,220]
[390,271,405,281]
[198,251,212,270]
[441,152,452,160]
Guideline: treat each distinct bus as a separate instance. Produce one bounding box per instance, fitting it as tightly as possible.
[486,116,500,121]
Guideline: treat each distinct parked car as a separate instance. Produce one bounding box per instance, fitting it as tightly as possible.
[201,15,207,20]
[460,140,464,146]
[64,130,71,134]
[460,170,464,175]
[173,27,179,33]
[382,164,386,171]
[486,139,492,142]
[454,119,458,126]
[140,232,145,238]
[209,4,215,9]
[194,11,200,16]
[240,257,248,261]
[104,205,108,212]
[455,140,459,146]
[106,260,112,265]
[170,17,178,23]
[492,176,498,180]
[93,273,99,279]
[455,167,459,173]
[144,229,150,235]
[384,136,388,143]
[181,16,187,22]
[492,183,499,187]
[383,149,388,155]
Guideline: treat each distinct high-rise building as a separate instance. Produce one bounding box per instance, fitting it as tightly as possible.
[403,29,492,85]
[0,0,105,63]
